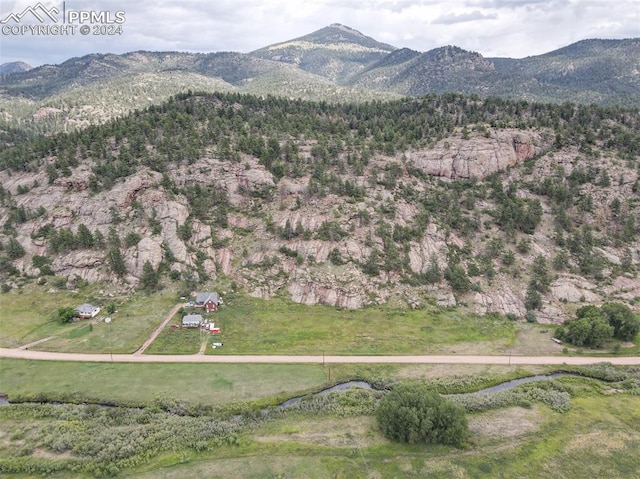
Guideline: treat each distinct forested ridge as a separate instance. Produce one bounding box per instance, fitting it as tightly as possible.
[2,91,639,176]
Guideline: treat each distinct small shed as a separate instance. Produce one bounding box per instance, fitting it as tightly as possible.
[75,303,101,319]
[182,313,203,328]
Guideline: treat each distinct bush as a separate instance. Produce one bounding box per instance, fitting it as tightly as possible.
[328,248,345,265]
[56,306,77,324]
[5,237,25,259]
[444,264,471,292]
[124,232,141,248]
[376,383,468,446]
[556,309,613,348]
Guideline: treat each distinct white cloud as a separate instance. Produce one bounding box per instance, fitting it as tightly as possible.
[432,10,497,24]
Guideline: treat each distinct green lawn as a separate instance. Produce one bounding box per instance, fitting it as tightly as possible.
[145,327,204,355]
[0,284,87,347]
[0,284,178,353]
[209,294,516,355]
[0,359,327,404]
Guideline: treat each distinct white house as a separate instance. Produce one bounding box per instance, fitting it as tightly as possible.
[75,303,101,319]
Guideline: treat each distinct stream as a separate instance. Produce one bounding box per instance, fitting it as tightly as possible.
[0,373,578,409]
[274,373,577,408]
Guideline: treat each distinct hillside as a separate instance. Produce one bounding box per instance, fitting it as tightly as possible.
[349,39,640,104]
[0,49,400,137]
[1,92,639,322]
[490,38,640,103]
[348,45,497,95]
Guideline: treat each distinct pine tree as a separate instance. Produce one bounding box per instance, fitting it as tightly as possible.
[76,224,95,249]
[108,245,127,277]
[140,260,159,292]
[6,237,25,259]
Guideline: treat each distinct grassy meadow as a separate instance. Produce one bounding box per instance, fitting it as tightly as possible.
[0,362,638,479]
[2,287,639,478]
[0,284,87,348]
[207,294,518,355]
[0,359,328,405]
[121,394,640,479]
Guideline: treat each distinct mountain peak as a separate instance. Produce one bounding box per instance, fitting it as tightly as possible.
[0,61,32,75]
[327,23,366,37]
[250,23,396,83]
[254,23,396,52]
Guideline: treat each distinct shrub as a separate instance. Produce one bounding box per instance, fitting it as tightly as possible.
[5,237,25,259]
[56,306,77,324]
[124,232,141,248]
[444,264,471,292]
[315,221,347,242]
[376,383,468,446]
[556,309,613,348]
[328,248,345,265]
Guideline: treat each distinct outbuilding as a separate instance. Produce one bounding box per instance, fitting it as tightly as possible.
[182,313,203,328]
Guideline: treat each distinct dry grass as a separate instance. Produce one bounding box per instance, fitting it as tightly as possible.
[509,323,565,355]
[388,363,544,380]
[563,430,635,454]
[468,406,543,443]
[255,416,385,448]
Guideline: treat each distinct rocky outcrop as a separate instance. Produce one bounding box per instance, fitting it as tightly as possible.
[125,236,164,277]
[550,276,600,303]
[290,284,363,309]
[288,279,366,309]
[604,275,640,307]
[473,288,526,317]
[408,224,447,274]
[409,130,541,180]
[50,250,105,282]
[435,291,457,308]
[2,121,638,324]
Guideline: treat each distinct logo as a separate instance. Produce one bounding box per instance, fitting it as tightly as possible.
[0,2,59,23]
[1,2,125,36]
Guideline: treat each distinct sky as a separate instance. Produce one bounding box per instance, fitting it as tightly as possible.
[0,0,638,67]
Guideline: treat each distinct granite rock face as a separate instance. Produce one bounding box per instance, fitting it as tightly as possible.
[1,129,637,320]
[409,130,540,180]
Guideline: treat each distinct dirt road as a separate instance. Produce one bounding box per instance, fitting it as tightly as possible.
[133,303,182,355]
[1,348,639,365]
